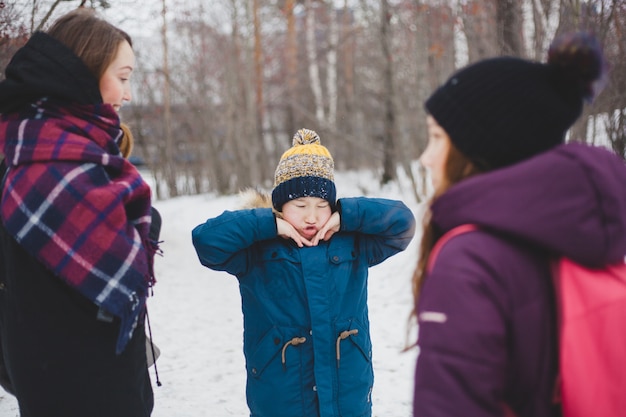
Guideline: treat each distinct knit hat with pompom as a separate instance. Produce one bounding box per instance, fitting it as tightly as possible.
[271,128,336,211]
[425,32,607,170]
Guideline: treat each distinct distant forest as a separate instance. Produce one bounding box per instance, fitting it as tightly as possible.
[2,0,625,200]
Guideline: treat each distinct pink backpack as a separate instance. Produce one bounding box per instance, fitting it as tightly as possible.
[428,224,626,417]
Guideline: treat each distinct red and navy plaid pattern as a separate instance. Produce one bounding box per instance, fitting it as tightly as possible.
[0,98,156,354]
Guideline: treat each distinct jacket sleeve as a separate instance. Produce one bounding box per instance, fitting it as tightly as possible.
[338,197,416,266]
[413,232,511,417]
[191,207,277,277]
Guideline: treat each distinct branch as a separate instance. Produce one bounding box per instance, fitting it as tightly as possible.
[34,0,74,32]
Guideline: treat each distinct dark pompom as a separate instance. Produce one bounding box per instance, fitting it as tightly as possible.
[547,32,607,101]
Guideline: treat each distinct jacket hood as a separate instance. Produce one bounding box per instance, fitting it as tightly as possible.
[238,188,284,218]
[239,188,273,209]
[431,143,626,267]
[0,32,102,113]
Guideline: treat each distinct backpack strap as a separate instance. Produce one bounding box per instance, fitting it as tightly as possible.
[427,224,478,273]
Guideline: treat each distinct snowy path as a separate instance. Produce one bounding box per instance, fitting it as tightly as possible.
[0,180,421,417]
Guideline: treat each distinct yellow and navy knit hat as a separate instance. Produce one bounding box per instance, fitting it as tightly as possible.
[271,128,336,211]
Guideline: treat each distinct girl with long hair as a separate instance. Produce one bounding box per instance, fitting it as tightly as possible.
[412,32,626,417]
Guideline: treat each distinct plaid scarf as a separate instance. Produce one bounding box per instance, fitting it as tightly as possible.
[0,98,156,354]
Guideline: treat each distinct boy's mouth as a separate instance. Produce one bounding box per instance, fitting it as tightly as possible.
[301,226,318,237]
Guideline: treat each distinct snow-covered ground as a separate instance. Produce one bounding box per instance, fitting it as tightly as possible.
[0,170,424,417]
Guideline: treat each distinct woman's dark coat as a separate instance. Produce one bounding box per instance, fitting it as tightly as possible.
[0,32,155,417]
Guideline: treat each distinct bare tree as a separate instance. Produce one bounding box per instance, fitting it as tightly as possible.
[252,0,267,174]
[283,0,298,137]
[339,0,355,138]
[380,0,397,184]
[461,0,499,61]
[529,0,561,60]
[27,0,112,32]
[305,0,325,124]
[0,0,111,55]
[591,0,626,159]
[409,0,434,201]
[0,2,29,77]
[36,0,619,198]
[325,0,338,128]
[495,0,525,55]
[226,0,253,191]
[461,0,525,60]
[158,0,178,197]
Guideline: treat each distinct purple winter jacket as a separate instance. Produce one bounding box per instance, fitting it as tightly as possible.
[413,143,626,417]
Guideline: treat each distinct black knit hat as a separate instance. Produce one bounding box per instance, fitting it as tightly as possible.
[425,32,605,169]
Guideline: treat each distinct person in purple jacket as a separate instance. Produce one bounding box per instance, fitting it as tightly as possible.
[411,32,626,417]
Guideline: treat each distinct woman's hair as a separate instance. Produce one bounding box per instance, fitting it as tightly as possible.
[46,8,132,81]
[408,141,482,342]
[47,9,134,156]
[118,123,134,158]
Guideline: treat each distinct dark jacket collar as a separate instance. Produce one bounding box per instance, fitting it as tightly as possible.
[0,32,102,113]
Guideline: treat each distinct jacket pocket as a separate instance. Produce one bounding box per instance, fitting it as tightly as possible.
[257,248,299,300]
[245,326,314,417]
[246,326,284,379]
[328,242,358,295]
[335,319,373,416]
[246,326,312,377]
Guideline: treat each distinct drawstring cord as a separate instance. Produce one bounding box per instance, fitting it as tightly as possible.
[336,329,359,367]
[145,308,162,386]
[281,337,307,369]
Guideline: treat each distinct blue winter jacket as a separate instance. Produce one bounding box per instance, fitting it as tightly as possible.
[192,197,415,417]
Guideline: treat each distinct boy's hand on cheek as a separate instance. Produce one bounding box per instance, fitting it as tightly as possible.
[312,212,340,246]
[276,217,313,247]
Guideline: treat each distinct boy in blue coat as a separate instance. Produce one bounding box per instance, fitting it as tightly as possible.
[192,128,415,417]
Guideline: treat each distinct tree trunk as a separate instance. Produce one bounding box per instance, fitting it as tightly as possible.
[530,0,560,60]
[326,1,338,128]
[284,0,297,136]
[462,0,499,62]
[380,0,397,184]
[495,0,525,55]
[305,0,325,124]
[160,0,178,197]
[252,0,271,182]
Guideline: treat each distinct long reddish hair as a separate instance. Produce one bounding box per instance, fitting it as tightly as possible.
[407,142,482,345]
